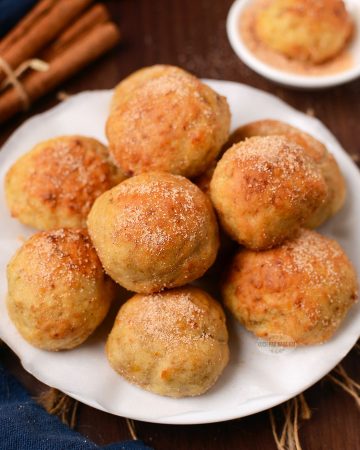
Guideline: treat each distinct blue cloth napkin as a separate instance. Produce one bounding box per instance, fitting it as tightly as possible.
[0,0,39,37]
[0,361,153,450]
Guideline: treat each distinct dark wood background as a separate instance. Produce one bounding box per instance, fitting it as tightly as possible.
[1,1,359,449]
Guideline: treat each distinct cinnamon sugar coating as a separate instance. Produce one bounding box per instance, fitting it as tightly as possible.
[6,229,115,351]
[106,65,231,178]
[229,120,346,228]
[87,172,219,293]
[222,229,358,345]
[106,286,229,397]
[5,135,125,230]
[210,136,328,250]
[254,0,353,64]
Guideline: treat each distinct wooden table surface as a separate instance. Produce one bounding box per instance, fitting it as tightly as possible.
[1,1,359,449]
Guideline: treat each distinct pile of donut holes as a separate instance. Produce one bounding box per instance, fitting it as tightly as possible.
[4,65,358,398]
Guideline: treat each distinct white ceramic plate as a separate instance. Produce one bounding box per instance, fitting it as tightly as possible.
[0,80,359,424]
[227,0,360,88]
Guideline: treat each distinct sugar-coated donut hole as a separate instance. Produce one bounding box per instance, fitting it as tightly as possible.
[7,228,115,351]
[106,286,229,397]
[87,172,220,293]
[4,135,125,230]
[222,229,358,345]
[254,0,353,64]
[106,65,231,178]
[210,135,328,250]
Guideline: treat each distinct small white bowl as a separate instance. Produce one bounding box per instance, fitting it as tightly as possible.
[227,0,360,89]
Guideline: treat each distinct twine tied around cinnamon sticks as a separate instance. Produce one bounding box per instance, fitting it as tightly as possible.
[0,57,49,110]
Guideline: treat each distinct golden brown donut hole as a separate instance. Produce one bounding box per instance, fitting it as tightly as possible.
[106,286,229,397]
[4,135,125,230]
[210,135,328,250]
[7,228,115,351]
[106,65,231,178]
[222,229,358,345]
[254,0,353,64]
[87,172,220,293]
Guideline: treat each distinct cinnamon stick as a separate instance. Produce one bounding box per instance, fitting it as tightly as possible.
[41,4,110,60]
[0,0,58,54]
[0,22,121,124]
[0,0,94,84]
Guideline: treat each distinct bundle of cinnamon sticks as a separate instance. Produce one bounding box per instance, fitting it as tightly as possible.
[0,0,121,124]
